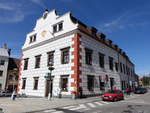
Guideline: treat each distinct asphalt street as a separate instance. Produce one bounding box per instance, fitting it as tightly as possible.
[30,91,150,113]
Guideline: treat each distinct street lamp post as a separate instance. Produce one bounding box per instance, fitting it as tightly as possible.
[47,62,54,100]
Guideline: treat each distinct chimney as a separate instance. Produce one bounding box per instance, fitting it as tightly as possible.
[88,26,97,36]
[108,39,112,46]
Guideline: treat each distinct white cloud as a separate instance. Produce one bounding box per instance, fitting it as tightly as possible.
[0,11,24,23]
[0,3,15,10]
[0,2,26,23]
[98,11,150,33]
[136,69,150,76]
[31,0,46,8]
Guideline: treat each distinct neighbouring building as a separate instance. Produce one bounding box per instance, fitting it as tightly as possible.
[6,58,19,92]
[18,9,138,98]
[0,44,10,90]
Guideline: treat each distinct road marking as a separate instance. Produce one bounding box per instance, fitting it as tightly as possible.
[94,102,103,106]
[100,101,109,104]
[62,105,76,109]
[52,111,64,113]
[44,109,56,112]
[69,104,87,111]
[87,103,96,108]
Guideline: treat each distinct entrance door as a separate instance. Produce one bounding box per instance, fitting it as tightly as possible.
[45,78,53,97]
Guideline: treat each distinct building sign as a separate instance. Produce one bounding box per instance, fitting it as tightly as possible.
[44,72,51,78]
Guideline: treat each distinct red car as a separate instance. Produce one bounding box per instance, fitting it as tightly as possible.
[102,90,124,102]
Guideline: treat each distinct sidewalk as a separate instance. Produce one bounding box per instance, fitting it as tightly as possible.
[0,96,101,113]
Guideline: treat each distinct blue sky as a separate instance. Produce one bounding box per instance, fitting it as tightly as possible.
[0,0,150,76]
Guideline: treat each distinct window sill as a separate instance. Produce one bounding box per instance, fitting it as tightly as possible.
[33,89,38,90]
[35,67,40,69]
[53,29,63,34]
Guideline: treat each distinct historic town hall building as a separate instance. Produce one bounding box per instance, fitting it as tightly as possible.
[18,9,138,98]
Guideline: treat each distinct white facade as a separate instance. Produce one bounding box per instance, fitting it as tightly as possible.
[0,47,9,90]
[18,9,137,97]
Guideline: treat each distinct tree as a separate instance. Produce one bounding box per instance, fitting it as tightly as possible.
[142,76,150,86]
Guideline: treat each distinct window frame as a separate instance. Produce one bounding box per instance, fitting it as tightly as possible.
[53,21,63,33]
[87,75,94,91]
[123,64,126,74]
[61,75,69,92]
[109,56,114,71]
[23,58,29,70]
[0,70,3,77]
[29,34,37,43]
[0,60,5,65]
[33,77,39,90]
[85,48,93,65]
[22,78,26,89]
[35,55,41,69]
[120,62,123,73]
[47,51,55,66]
[61,47,70,64]
[99,52,105,68]
[115,62,119,72]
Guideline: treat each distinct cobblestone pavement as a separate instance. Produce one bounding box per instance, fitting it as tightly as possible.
[0,93,141,113]
[0,96,101,113]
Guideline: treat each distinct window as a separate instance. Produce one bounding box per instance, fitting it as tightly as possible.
[58,23,63,31]
[61,75,69,91]
[109,57,113,70]
[123,64,126,74]
[53,22,63,33]
[53,25,57,33]
[29,34,36,43]
[35,55,41,68]
[126,66,129,75]
[87,75,94,91]
[23,58,29,70]
[99,53,105,68]
[9,75,13,80]
[0,71,3,76]
[0,84,1,90]
[99,77,105,90]
[0,60,5,65]
[115,62,119,72]
[22,78,26,89]
[85,48,93,65]
[61,47,70,64]
[33,35,36,42]
[47,51,54,66]
[33,77,39,90]
[120,63,123,73]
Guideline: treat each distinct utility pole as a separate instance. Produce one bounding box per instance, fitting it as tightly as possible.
[47,62,54,100]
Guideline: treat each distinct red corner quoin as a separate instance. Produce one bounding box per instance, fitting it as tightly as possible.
[71,33,82,96]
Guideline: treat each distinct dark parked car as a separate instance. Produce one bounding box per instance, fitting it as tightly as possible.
[102,90,124,102]
[134,88,147,94]
[0,108,3,113]
[0,90,12,97]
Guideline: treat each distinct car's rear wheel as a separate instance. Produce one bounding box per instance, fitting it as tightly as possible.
[113,97,117,102]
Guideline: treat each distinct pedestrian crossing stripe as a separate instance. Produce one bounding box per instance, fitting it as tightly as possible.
[52,111,64,113]
[43,101,113,113]
[69,104,87,110]
[94,102,103,106]
[100,101,109,104]
[87,103,96,108]
[44,109,56,112]
[62,105,76,109]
